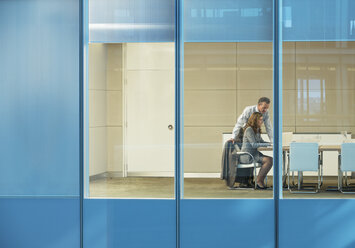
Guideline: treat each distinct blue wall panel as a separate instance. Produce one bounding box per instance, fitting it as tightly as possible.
[283,0,355,41]
[280,200,355,248]
[84,199,108,248]
[0,0,80,196]
[0,198,80,248]
[89,0,174,43]
[84,199,176,248]
[184,0,273,42]
[181,200,275,248]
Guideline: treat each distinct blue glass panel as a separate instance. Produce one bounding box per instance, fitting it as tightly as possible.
[84,199,176,248]
[0,0,79,196]
[184,0,273,42]
[89,0,175,43]
[280,200,355,247]
[0,198,80,248]
[181,200,275,248]
[283,0,355,41]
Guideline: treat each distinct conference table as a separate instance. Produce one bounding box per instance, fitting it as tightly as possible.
[258,145,342,190]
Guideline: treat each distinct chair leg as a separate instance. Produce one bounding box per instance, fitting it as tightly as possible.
[321,163,324,186]
[287,167,291,192]
[298,171,302,190]
[317,169,322,192]
[338,169,342,192]
[345,172,348,186]
[338,156,354,193]
[339,170,355,194]
[288,170,319,194]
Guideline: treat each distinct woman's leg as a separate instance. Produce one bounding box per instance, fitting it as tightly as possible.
[256,156,273,187]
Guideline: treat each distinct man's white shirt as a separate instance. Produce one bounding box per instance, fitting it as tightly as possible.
[231,105,273,141]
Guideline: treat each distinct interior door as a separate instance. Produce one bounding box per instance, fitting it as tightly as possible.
[125,43,175,176]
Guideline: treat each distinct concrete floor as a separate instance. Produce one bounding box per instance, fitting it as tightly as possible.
[89,176,355,199]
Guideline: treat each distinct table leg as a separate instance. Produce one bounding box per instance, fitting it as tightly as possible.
[327,152,341,191]
[321,151,324,186]
[338,154,341,190]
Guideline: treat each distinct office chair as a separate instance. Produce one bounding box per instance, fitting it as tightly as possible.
[288,142,321,193]
[339,143,355,193]
[230,150,267,190]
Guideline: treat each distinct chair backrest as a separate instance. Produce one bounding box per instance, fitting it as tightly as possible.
[282,132,293,146]
[289,143,319,172]
[341,143,355,172]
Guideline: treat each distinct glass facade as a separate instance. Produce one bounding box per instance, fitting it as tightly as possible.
[86,0,355,200]
[2,0,355,247]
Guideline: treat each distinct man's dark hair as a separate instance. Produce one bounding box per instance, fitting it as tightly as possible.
[258,97,270,104]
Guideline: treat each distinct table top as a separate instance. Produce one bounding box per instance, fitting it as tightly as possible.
[258,145,341,152]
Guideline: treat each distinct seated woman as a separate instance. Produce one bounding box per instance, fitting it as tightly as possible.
[240,112,273,189]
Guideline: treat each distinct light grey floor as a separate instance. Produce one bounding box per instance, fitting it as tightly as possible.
[89,176,355,199]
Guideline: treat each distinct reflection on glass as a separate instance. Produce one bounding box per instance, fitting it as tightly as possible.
[88,43,175,198]
[184,0,272,42]
[89,0,174,43]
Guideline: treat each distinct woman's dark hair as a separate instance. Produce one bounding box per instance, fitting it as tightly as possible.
[243,112,263,134]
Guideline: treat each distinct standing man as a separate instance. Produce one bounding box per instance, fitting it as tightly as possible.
[231,97,273,143]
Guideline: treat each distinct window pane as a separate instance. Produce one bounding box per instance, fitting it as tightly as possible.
[282,0,355,198]
[87,1,175,199]
[183,0,274,199]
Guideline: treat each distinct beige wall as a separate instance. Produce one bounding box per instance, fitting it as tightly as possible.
[184,41,355,173]
[184,42,272,173]
[106,44,123,173]
[89,44,107,176]
[89,44,123,176]
[89,41,355,175]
